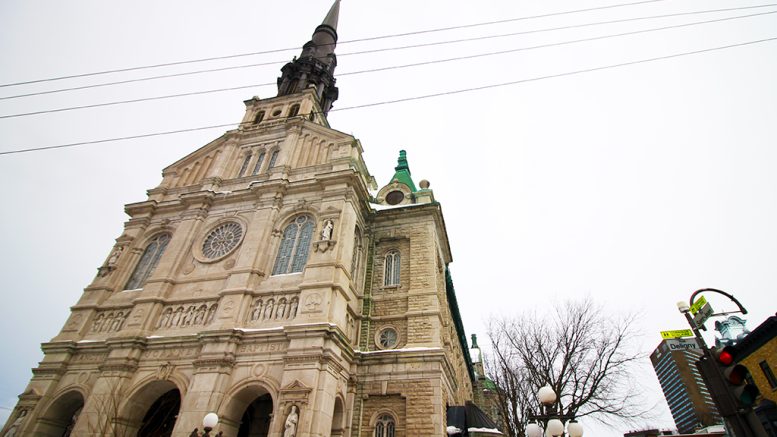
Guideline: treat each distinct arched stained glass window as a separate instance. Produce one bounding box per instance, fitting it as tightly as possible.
[125,234,171,290]
[268,150,279,168]
[238,152,252,177]
[272,215,314,275]
[252,151,266,175]
[384,250,400,286]
[374,414,395,437]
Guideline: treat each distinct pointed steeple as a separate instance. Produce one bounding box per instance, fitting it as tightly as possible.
[277,0,341,115]
[390,150,417,192]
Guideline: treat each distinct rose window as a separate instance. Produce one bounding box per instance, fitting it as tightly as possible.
[202,222,243,259]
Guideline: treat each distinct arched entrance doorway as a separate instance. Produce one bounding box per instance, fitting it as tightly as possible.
[137,388,181,437]
[220,384,274,437]
[237,393,272,437]
[331,397,345,437]
[118,380,181,436]
[32,390,84,437]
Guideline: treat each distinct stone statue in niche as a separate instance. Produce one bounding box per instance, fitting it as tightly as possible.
[289,297,299,319]
[250,300,263,321]
[194,305,207,324]
[158,308,172,328]
[205,304,218,324]
[264,299,275,320]
[276,299,287,319]
[92,313,105,332]
[283,405,299,437]
[97,246,124,277]
[4,409,27,437]
[320,219,334,240]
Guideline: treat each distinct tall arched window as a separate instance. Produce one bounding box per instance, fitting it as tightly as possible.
[125,234,171,290]
[351,231,362,279]
[254,110,265,124]
[268,150,279,169]
[374,414,395,437]
[272,215,314,275]
[238,152,252,177]
[384,250,400,286]
[252,151,266,175]
[288,104,300,117]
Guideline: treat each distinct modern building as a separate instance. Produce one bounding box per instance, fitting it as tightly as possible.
[650,340,721,434]
[0,2,500,436]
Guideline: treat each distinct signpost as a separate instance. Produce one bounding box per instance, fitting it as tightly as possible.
[693,301,714,327]
[660,329,694,339]
[690,295,708,315]
[665,338,700,351]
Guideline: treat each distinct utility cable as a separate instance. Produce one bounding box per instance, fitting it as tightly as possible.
[0,0,671,88]
[1,36,774,157]
[2,3,774,101]
[1,10,774,120]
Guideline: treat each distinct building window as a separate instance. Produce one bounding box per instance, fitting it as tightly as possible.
[288,104,300,117]
[374,414,395,437]
[125,234,171,290]
[268,150,279,168]
[272,215,314,275]
[238,153,252,177]
[254,110,265,124]
[376,327,398,349]
[252,151,266,175]
[384,250,400,286]
[760,360,777,389]
[202,222,243,260]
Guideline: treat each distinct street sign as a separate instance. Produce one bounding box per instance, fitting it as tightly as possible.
[690,295,708,315]
[665,338,701,351]
[693,302,714,327]
[660,329,694,339]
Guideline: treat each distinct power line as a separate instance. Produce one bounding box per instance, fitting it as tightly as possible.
[0,0,671,88]
[1,10,774,120]
[1,36,774,157]
[2,4,774,101]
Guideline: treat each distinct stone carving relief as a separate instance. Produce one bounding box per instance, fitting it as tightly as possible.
[91,310,128,333]
[302,293,322,313]
[247,295,299,323]
[157,302,218,329]
[157,362,175,380]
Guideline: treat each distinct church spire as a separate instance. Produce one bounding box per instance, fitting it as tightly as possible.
[277,0,341,115]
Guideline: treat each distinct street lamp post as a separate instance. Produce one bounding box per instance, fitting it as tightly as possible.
[189,413,222,437]
[525,386,583,437]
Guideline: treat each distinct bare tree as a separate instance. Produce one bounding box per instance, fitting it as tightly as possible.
[486,298,653,437]
[83,376,132,437]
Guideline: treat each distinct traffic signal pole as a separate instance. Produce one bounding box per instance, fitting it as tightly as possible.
[678,289,767,437]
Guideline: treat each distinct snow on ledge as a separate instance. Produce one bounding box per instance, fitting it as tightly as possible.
[447,426,463,435]
[468,427,503,435]
[356,347,443,355]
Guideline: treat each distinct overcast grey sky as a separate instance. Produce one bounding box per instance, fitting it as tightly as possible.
[1,0,775,434]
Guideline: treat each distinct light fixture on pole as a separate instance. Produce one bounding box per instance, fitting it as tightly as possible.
[189,413,222,437]
[525,385,583,437]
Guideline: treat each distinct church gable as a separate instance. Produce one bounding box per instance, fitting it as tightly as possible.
[161,135,229,189]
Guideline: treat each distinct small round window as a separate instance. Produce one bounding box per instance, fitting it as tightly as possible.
[385,190,404,205]
[202,222,243,259]
[377,327,399,349]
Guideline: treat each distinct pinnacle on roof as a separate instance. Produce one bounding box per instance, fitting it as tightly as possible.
[390,150,417,192]
[320,0,340,32]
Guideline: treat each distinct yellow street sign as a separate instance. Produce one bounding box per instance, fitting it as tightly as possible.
[660,329,694,339]
[690,295,708,315]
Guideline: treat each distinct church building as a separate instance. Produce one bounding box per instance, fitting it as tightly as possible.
[2,2,500,436]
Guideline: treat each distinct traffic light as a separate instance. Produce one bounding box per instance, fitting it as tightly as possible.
[710,345,761,411]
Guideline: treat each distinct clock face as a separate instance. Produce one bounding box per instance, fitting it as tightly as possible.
[202,222,243,259]
[385,190,404,205]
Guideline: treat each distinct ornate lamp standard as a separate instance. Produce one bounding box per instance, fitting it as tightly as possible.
[525,386,584,437]
[189,412,222,437]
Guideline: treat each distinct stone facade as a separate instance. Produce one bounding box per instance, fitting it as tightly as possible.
[1,3,487,437]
